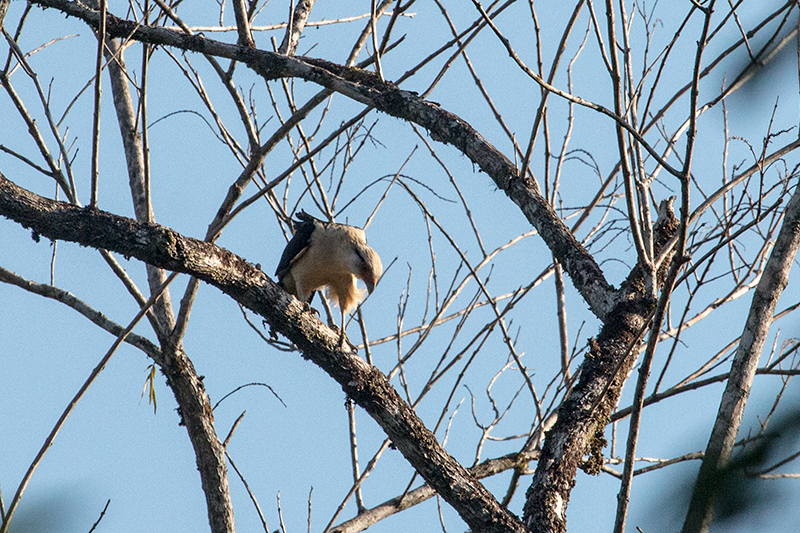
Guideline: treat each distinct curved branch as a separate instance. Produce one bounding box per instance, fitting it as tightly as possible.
[31,0,617,321]
[0,265,162,360]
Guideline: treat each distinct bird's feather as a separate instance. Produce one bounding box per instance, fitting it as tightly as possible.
[275,211,318,281]
[275,210,381,318]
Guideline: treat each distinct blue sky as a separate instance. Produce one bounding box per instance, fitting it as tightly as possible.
[3,1,800,532]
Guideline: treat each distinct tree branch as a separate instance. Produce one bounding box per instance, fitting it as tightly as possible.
[0,171,526,533]
[682,183,800,533]
[0,265,161,360]
[523,197,679,533]
[278,0,315,55]
[331,449,539,533]
[231,0,255,48]
[30,0,617,321]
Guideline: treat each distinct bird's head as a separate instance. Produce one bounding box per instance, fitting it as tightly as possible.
[354,243,383,294]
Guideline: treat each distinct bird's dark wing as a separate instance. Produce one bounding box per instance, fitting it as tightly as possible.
[275,211,319,280]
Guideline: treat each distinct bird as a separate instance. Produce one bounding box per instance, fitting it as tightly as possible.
[275,210,383,344]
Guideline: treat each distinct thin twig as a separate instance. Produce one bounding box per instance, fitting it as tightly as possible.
[0,272,178,533]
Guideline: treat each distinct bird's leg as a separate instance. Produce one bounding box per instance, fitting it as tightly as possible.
[338,309,347,347]
[303,291,320,316]
[337,312,359,351]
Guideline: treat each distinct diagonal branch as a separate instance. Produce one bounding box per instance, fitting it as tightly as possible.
[0,265,162,360]
[523,197,679,533]
[0,271,177,533]
[331,449,540,533]
[682,183,800,533]
[0,171,526,533]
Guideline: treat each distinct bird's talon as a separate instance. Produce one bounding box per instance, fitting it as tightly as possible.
[337,329,353,349]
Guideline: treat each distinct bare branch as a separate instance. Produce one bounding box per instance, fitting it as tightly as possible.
[29,0,619,320]
[0,271,177,533]
[232,0,255,48]
[683,183,800,533]
[278,0,315,55]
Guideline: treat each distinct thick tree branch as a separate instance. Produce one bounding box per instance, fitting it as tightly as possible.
[164,342,236,533]
[30,0,617,321]
[523,198,679,533]
[0,172,526,533]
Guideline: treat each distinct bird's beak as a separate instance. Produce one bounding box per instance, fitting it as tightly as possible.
[365,277,376,294]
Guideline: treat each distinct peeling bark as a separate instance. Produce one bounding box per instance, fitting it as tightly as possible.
[523,198,679,533]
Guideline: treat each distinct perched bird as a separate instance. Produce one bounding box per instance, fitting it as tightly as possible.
[276,211,382,341]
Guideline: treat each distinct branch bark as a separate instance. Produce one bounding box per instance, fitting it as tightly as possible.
[278,0,316,55]
[523,198,679,533]
[0,171,526,533]
[231,0,255,48]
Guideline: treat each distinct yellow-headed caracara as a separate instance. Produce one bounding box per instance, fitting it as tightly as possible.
[276,211,382,341]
